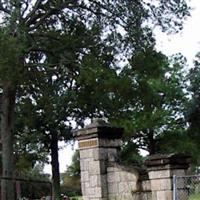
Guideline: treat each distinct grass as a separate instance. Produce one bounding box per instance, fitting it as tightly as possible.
[69,196,82,200]
[189,194,200,200]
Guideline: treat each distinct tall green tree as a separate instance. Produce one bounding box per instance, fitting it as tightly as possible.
[113,49,188,155]
[14,21,121,198]
[0,0,190,199]
[186,53,200,168]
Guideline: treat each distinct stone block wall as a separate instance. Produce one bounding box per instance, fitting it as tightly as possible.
[107,164,139,200]
[79,145,108,200]
[146,154,190,200]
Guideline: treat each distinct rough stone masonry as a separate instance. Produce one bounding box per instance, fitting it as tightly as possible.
[74,119,190,200]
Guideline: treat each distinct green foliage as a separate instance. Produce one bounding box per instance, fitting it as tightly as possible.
[20,163,50,180]
[66,151,80,177]
[0,28,27,83]
[186,53,200,169]
[61,175,81,197]
[120,141,146,169]
[0,0,191,198]
[69,197,82,200]
[0,0,190,154]
[189,193,200,200]
[61,151,81,197]
[112,48,188,155]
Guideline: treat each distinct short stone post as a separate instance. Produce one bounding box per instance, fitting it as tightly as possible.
[146,154,190,200]
[74,119,123,200]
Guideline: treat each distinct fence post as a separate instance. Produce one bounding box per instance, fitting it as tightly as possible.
[173,175,177,200]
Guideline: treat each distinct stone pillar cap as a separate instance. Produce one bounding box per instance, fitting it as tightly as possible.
[73,118,124,140]
[145,153,191,168]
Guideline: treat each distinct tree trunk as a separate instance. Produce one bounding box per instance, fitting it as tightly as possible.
[148,129,156,155]
[0,83,16,200]
[51,132,61,200]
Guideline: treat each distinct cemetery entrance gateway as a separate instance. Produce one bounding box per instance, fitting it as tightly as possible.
[173,175,200,200]
[74,119,191,200]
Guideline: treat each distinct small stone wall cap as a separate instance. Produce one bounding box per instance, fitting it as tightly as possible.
[147,153,170,160]
[147,153,190,160]
[145,153,191,167]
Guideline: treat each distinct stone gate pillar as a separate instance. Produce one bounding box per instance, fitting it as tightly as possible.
[146,154,190,200]
[74,119,123,200]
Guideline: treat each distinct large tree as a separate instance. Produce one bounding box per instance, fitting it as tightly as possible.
[0,0,190,199]
[186,53,200,169]
[112,49,188,155]
[15,22,121,198]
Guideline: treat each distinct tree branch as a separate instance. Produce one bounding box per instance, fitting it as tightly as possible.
[21,0,29,18]
[0,1,10,14]
[27,1,77,31]
[28,9,58,31]
[24,0,42,23]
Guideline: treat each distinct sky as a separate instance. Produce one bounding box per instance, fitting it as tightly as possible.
[44,1,200,175]
[43,141,78,174]
[155,1,200,67]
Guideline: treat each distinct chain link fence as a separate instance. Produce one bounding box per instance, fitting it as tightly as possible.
[0,176,52,200]
[173,175,200,200]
